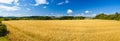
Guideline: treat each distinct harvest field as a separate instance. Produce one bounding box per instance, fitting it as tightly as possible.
[2,20,120,41]
[0,36,8,41]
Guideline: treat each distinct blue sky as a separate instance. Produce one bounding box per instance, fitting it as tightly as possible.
[0,0,120,17]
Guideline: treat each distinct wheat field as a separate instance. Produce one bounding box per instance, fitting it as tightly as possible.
[2,20,120,41]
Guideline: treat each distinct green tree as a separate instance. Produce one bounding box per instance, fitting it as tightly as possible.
[95,13,108,19]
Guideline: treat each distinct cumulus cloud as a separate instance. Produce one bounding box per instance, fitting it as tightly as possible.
[0,5,20,11]
[35,0,49,6]
[85,10,92,13]
[67,9,73,14]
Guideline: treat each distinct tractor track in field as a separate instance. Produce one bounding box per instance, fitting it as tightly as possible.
[3,22,40,41]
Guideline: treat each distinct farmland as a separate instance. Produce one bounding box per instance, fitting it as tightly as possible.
[2,20,120,41]
[0,36,8,41]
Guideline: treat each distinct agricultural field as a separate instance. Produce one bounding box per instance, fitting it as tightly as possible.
[2,20,120,41]
[0,36,8,41]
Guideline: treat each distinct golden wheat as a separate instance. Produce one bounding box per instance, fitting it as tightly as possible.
[2,20,120,41]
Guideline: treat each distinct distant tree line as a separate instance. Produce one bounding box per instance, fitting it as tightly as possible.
[0,16,85,21]
[94,12,120,20]
[0,12,120,21]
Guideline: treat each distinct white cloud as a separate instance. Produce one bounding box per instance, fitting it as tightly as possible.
[85,10,92,13]
[74,13,96,17]
[0,0,20,11]
[14,0,19,6]
[83,14,96,17]
[14,0,19,3]
[57,2,64,5]
[67,9,73,14]
[0,0,14,4]
[35,0,49,6]
[57,0,69,5]
[0,13,32,17]
[43,6,47,8]
[0,5,20,11]
[65,0,69,3]
[75,10,95,17]
[0,0,19,5]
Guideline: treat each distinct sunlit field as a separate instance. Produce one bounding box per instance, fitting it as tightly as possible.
[0,36,8,41]
[2,20,120,41]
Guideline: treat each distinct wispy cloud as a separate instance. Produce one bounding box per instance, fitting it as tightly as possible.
[57,2,64,5]
[0,5,20,11]
[0,0,19,5]
[65,0,69,3]
[74,13,96,17]
[0,0,20,11]
[0,13,32,17]
[26,8,31,11]
[14,0,19,6]
[74,10,96,17]
[0,0,14,4]
[43,6,47,8]
[57,0,69,5]
[34,0,49,6]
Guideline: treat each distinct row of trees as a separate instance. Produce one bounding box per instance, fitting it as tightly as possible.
[94,12,120,20]
[0,16,85,21]
[1,12,120,21]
